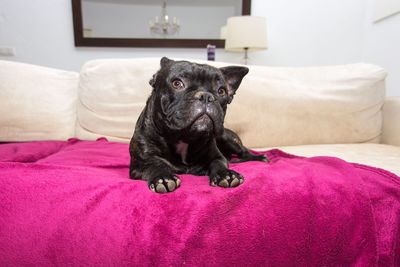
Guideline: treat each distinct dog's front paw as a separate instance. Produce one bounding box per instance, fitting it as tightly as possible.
[149,176,181,193]
[210,169,244,188]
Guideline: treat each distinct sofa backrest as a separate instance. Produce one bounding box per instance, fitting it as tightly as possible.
[0,60,78,142]
[0,58,387,147]
[76,58,387,148]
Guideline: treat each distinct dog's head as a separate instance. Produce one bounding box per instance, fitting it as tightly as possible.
[149,57,248,141]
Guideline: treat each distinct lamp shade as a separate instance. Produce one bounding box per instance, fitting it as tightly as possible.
[225,16,268,51]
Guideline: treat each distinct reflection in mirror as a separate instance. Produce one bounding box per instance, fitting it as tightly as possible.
[81,0,243,40]
[72,0,251,47]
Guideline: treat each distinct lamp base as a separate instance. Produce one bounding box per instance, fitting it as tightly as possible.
[241,47,249,65]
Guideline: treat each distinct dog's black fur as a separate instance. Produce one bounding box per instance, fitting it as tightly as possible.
[129,57,267,193]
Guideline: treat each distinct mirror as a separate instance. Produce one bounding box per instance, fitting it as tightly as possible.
[72,0,251,48]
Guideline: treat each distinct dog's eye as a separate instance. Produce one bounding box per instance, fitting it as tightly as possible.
[171,79,185,90]
[217,87,226,96]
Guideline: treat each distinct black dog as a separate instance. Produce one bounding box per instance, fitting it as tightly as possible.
[129,57,267,193]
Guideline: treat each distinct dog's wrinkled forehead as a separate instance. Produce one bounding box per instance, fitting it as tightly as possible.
[166,60,223,83]
[151,57,249,105]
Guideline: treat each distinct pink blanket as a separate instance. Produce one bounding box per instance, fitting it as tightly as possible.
[0,138,399,266]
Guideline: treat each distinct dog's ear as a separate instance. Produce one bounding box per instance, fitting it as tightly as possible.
[219,66,249,104]
[149,57,175,87]
[160,57,174,68]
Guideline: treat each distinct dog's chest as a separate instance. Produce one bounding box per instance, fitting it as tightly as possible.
[175,141,189,165]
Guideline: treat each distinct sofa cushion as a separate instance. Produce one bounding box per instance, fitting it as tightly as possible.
[0,60,78,141]
[382,97,400,146]
[76,58,386,148]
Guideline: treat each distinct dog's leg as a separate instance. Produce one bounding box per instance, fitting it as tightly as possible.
[208,157,244,188]
[130,133,182,194]
[130,157,181,193]
[217,128,268,163]
[205,141,245,188]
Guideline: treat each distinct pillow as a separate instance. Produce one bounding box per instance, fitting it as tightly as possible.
[0,60,78,141]
[76,58,159,142]
[76,58,386,148]
[224,63,387,148]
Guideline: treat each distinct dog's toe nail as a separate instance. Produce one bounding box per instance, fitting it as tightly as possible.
[175,177,181,187]
[239,178,244,184]
[230,178,239,187]
[166,180,176,191]
[218,179,229,188]
[156,183,167,193]
[150,184,156,192]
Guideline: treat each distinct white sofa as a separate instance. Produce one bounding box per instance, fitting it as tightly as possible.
[1,58,399,175]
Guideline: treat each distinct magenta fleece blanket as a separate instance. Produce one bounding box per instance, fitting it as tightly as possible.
[0,139,399,266]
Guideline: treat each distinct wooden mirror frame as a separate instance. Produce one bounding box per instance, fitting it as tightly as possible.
[71,0,251,48]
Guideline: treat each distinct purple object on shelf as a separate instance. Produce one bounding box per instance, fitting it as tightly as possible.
[207,44,216,61]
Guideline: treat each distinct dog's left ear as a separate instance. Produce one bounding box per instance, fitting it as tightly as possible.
[219,66,249,103]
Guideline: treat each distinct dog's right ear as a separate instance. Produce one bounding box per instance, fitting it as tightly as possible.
[160,57,174,68]
[150,57,175,87]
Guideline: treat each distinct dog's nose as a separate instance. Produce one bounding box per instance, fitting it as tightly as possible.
[194,91,215,104]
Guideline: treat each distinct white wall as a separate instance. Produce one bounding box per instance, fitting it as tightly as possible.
[0,0,399,95]
[362,0,400,97]
[252,0,366,66]
[0,0,212,70]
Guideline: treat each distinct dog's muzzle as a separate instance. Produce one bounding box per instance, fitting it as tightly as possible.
[188,91,223,134]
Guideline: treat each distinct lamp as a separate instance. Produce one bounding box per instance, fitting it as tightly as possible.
[225,16,268,64]
[149,1,180,36]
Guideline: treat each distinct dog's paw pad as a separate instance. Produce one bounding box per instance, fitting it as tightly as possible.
[210,170,244,188]
[149,176,181,193]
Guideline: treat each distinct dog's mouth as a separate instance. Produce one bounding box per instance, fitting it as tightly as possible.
[195,114,213,125]
[189,113,215,132]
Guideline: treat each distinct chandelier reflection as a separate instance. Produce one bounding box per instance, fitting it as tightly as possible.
[149,1,180,36]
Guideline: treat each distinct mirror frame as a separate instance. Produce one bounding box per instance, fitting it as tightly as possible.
[71,0,251,48]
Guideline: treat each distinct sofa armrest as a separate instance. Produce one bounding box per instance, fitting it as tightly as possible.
[382,97,400,146]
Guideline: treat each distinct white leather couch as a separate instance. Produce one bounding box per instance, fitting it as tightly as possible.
[1,58,399,175]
